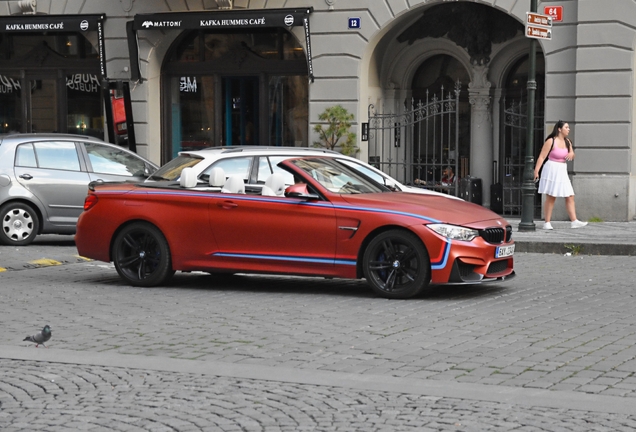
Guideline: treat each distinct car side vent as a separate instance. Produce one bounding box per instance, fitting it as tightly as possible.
[487,260,509,274]
[479,227,506,244]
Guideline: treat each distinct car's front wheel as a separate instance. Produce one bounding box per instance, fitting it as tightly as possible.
[0,202,40,246]
[363,230,430,299]
[113,222,175,287]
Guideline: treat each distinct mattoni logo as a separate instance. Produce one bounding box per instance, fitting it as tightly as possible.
[284,14,294,26]
[141,20,182,28]
[80,20,89,31]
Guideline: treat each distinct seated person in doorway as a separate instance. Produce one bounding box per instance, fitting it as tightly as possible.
[440,166,456,186]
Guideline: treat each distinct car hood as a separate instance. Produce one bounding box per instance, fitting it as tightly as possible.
[339,192,508,227]
[398,184,463,200]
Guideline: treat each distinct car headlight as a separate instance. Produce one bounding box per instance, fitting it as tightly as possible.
[427,224,479,241]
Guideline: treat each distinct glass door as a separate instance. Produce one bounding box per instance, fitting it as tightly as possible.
[0,73,22,133]
[27,77,60,133]
[223,77,258,146]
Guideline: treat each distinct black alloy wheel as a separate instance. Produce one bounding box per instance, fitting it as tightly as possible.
[112,222,175,287]
[0,202,40,246]
[363,230,430,299]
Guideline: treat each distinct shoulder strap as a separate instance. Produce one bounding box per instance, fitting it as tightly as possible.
[547,137,555,158]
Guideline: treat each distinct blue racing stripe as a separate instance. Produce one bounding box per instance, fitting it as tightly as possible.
[430,240,451,270]
[212,252,357,266]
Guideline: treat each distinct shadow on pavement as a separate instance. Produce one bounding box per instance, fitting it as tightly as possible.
[86,270,511,301]
[32,235,76,247]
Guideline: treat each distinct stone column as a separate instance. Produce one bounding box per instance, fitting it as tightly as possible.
[468,62,493,206]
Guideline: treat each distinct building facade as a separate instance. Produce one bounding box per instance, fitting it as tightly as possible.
[1,0,634,221]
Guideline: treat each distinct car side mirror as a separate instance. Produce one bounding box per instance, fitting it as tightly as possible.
[284,183,319,200]
[285,191,320,200]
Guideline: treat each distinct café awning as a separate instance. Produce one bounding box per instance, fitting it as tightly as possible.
[127,7,314,83]
[0,14,107,78]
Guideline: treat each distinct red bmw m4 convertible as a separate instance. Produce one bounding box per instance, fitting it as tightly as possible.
[75,156,515,299]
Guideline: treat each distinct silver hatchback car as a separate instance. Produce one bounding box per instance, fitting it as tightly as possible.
[0,133,158,245]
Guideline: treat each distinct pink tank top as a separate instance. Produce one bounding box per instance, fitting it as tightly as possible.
[548,146,568,163]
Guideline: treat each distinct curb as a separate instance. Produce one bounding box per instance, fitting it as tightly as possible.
[515,241,636,256]
[0,255,92,272]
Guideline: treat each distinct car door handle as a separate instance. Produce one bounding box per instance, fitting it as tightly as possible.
[19,174,33,180]
[217,201,238,209]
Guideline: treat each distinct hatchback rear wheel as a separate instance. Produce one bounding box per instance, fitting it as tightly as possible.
[363,230,430,299]
[113,222,175,287]
[0,202,40,246]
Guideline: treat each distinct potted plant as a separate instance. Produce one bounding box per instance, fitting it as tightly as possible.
[313,105,358,156]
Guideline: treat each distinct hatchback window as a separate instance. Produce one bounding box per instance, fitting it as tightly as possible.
[202,157,252,183]
[15,144,37,167]
[85,142,147,177]
[266,156,295,185]
[33,141,81,171]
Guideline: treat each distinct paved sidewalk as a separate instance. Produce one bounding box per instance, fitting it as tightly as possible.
[507,218,636,256]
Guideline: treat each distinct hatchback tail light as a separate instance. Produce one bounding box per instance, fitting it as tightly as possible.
[84,194,98,211]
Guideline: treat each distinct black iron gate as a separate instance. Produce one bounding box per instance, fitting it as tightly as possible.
[368,83,461,197]
[500,97,544,216]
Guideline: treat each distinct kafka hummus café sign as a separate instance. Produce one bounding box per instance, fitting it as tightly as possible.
[5,21,65,31]
[140,15,280,30]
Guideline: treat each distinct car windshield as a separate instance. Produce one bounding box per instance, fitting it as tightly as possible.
[289,158,389,194]
[148,155,202,181]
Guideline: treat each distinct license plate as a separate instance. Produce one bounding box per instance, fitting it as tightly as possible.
[495,244,515,258]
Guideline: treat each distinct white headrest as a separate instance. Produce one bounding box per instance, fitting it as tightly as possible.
[179,167,198,188]
[262,173,286,196]
[221,175,245,194]
[208,167,226,187]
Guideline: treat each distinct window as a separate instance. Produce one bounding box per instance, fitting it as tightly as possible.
[255,156,295,186]
[85,142,146,177]
[15,144,37,167]
[203,157,252,183]
[31,141,80,171]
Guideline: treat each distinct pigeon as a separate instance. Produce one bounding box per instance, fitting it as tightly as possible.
[23,325,52,348]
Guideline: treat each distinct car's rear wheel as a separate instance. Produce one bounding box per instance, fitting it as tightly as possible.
[0,202,40,246]
[363,230,430,299]
[113,222,175,287]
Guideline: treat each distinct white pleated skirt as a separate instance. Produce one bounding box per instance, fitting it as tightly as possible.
[538,160,574,197]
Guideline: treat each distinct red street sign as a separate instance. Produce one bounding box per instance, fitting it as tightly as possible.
[527,12,552,27]
[544,5,563,22]
[526,24,552,40]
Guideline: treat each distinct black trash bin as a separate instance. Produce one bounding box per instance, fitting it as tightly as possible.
[459,177,482,205]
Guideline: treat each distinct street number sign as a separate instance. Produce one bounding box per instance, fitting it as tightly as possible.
[348,17,361,29]
[544,6,563,22]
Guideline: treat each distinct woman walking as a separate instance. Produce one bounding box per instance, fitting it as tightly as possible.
[533,121,587,230]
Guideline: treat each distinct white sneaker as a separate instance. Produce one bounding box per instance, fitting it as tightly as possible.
[571,220,588,229]
[543,222,553,230]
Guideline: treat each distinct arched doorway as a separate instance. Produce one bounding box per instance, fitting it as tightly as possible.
[364,1,532,206]
[411,54,471,182]
[161,28,309,162]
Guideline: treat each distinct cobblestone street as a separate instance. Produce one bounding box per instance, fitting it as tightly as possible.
[2,251,636,430]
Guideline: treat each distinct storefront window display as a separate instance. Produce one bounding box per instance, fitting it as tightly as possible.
[163,28,308,162]
[0,32,103,138]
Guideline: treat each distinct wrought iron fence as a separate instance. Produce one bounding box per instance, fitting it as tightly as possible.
[368,82,461,197]
[500,97,544,216]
